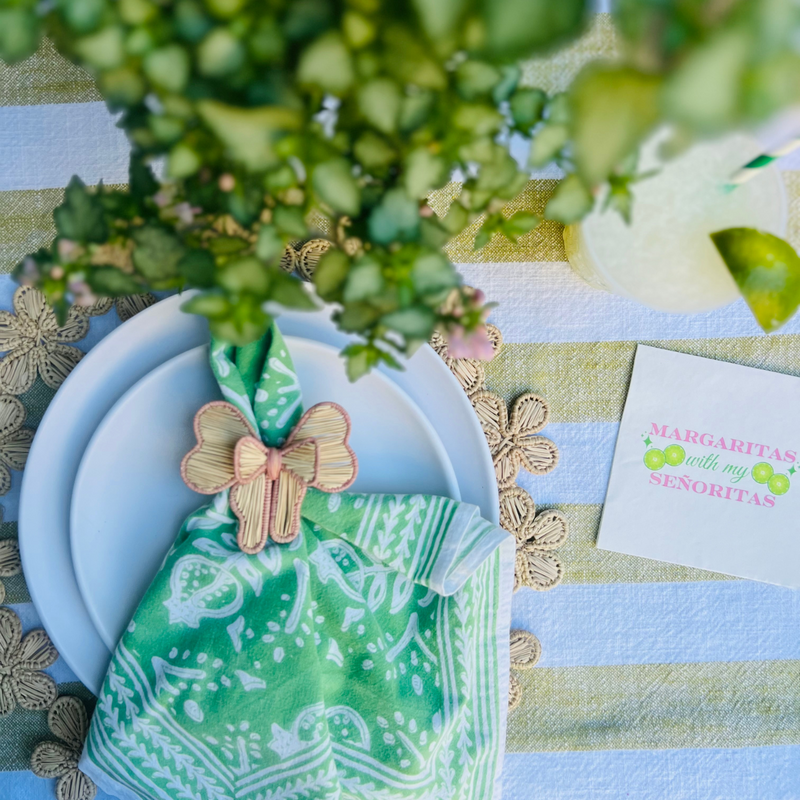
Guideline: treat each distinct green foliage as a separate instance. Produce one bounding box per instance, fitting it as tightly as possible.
[712,228,800,333]
[53,177,108,243]
[8,0,800,376]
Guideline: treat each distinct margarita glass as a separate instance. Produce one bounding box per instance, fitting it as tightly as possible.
[564,131,787,313]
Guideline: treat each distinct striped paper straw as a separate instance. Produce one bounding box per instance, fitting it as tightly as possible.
[724,137,800,190]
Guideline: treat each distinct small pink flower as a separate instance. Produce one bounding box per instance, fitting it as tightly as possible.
[172,202,197,225]
[153,190,172,208]
[57,239,78,262]
[19,258,39,284]
[447,325,496,361]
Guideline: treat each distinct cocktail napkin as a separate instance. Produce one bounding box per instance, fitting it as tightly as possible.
[598,345,800,588]
[80,324,514,800]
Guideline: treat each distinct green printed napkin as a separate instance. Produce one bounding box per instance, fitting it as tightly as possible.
[81,324,514,800]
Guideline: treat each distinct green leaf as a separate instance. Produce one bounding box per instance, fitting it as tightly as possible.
[270,270,318,309]
[354,133,396,171]
[100,67,146,107]
[529,123,569,167]
[603,179,635,225]
[312,159,361,216]
[384,26,446,90]
[341,344,377,382]
[453,104,504,136]
[344,257,384,302]
[509,88,547,131]
[343,11,375,48]
[197,28,246,76]
[168,143,202,178]
[0,8,40,63]
[662,29,752,133]
[129,153,159,200]
[75,26,126,69]
[298,32,354,94]
[503,211,539,239]
[404,149,447,200]
[119,0,157,25]
[358,79,401,134]
[711,228,800,333]
[272,205,308,239]
[313,249,350,300]
[255,225,284,263]
[53,177,108,244]
[131,224,186,282]
[492,65,521,104]
[482,0,588,59]
[381,306,436,339]
[183,291,229,318]
[198,100,301,171]
[87,267,142,296]
[218,256,271,295]
[456,61,501,100]
[143,45,190,93]
[60,0,106,33]
[544,174,594,223]
[178,249,217,287]
[369,189,420,244]
[411,0,466,40]
[571,65,661,186]
[336,302,382,332]
[411,252,459,295]
[210,311,271,346]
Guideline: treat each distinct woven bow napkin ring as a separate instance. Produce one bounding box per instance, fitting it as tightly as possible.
[181,400,358,553]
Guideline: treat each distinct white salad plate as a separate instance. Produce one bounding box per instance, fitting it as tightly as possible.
[71,338,460,651]
[20,292,498,693]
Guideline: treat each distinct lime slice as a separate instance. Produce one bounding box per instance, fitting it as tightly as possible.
[664,444,685,466]
[768,473,790,495]
[751,462,774,484]
[711,228,800,333]
[644,448,665,471]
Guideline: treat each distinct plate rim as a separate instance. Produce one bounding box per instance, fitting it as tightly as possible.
[20,293,497,692]
[70,337,461,650]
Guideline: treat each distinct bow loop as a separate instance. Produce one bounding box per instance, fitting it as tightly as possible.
[182,401,357,553]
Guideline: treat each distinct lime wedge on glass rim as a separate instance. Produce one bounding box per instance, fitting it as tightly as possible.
[711,228,800,333]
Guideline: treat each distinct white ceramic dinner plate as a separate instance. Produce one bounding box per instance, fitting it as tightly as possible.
[71,338,460,651]
[20,293,498,693]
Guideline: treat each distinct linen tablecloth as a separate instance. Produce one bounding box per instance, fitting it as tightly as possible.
[1,14,799,799]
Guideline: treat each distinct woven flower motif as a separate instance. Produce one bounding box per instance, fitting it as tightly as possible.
[0,606,58,715]
[82,293,157,323]
[0,287,88,395]
[430,324,503,397]
[471,392,559,488]
[500,487,569,592]
[31,695,97,800]
[0,537,22,606]
[0,395,33,496]
[508,629,541,712]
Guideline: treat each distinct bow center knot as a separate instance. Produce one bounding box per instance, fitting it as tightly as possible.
[266,447,283,481]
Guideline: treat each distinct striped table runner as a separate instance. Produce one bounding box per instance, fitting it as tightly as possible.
[2,15,800,799]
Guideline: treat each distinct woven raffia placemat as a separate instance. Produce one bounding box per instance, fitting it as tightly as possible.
[3,13,800,800]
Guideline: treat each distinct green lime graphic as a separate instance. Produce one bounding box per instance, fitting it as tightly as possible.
[644,448,666,471]
[768,473,790,495]
[751,462,774,484]
[664,444,685,466]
